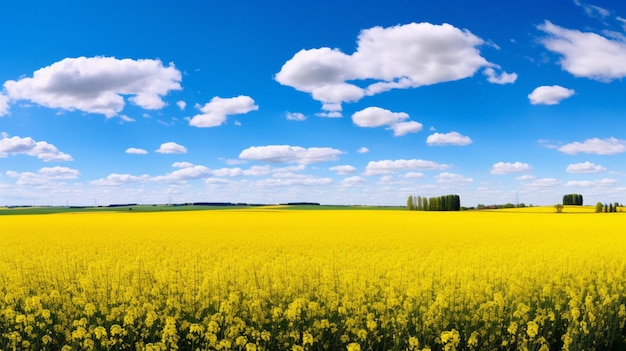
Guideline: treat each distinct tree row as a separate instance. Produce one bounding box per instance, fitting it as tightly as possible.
[406,194,461,211]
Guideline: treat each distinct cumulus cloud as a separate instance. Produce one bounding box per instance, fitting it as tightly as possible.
[539,21,626,81]
[357,147,369,154]
[364,159,449,175]
[156,142,187,154]
[125,147,148,155]
[172,161,194,168]
[6,166,80,186]
[177,100,186,110]
[0,94,9,116]
[286,112,306,121]
[257,173,333,187]
[558,137,626,155]
[435,172,473,184]
[404,172,424,179]
[188,96,258,127]
[329,165,357,175]
[566,161,607,173]
[352,107,422,136]
[426,131,472,146]
[0,135,72,161]
[276,22,513,112]
[483,67,518,84]
[239,145,343,164]
[566,178,617,187]
[527,178,560,187]
[528,85,575,105]
[341,176,367,187]
[91,173,150,186]
[152,165,211,182]
[3,57,181,117]
[491,162,533,175]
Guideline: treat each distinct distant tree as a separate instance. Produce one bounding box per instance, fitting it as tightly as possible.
[555,204,564,213]
[518,203,526,208]
[563,194,583,206]
[605,204,609,213]
[610,203,615,213]
[416,196,423,211]
[596,202,603,213]
[407,195,414,210]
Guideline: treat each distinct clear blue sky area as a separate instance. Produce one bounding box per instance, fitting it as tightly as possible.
[2,0,626,206]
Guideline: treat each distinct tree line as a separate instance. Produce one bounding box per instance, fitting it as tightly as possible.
[562,194,583,206]
[407,194,461,211]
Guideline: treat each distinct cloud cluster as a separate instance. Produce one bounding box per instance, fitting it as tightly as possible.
[351,107,422,136]
[0,135,72,161]
[426,131,472,146]
[364,159,449,175]
[539,21,626,81]
[3,57,182,117]
[276,22,515,113]
[528,85,575,105]
[558,137,626,155]
[6,166,80,186]
[491,162,533,175]
[566,162,607,174]
[156,142,187,154]
[239,145,343,164]
[189,96,258,127]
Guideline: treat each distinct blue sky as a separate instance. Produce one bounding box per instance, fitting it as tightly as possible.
[2,0,626,206]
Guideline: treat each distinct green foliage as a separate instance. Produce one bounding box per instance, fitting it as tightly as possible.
[407,194,461,211]
[554,204,564,213]
[596,202,604,213]
[562,194,583,206]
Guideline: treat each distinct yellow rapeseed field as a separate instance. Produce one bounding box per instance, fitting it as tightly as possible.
[0,208,625,351]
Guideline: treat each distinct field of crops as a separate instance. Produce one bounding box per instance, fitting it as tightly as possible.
[1,207,625,350]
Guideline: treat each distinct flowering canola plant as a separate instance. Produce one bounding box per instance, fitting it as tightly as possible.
[0,208,625,350]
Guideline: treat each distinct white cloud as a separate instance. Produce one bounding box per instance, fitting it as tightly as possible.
[566,178,617,187]
[172,161,194,168]
[239,145,343,164]
[364,159,449,175]
[153,165,211,182]
[188,96,258,127]
[38,166,80,179]
[574,0,610,19]
[483,67,518,84]
[357,147,369,154]
[0,94,9,116]
[491,162,533,175]
[539,21,626,81]
[257,173,333,187]
[118,115,135,122]
[527,178,560,187]
[515,175,537,181]
[7,166,80,186]
[276,22,512,112]
[352,107,422,136]
[329,165,357,175]
[156,142,187,154]
[125,147,148,155]
[212,167,244,177]
[558,137,626,155]
[341,176,367,187]
[566,162,607,174]
[286,112,306,121]
[177,100,186,110]
[426,131,472,146]
[3,56,182,117]
[91,173,150,186]
[528,85,575,105]
[0,135,72,161]
[435,172,473,184]
[404,172,424,179]
[391,121,423,136]
[316,111,343,118]
[243,165,272,176]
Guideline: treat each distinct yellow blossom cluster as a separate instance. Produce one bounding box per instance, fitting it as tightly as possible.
[0,208,625,350]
